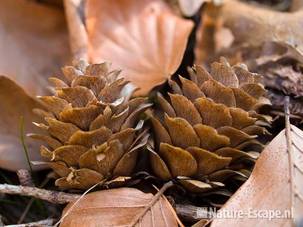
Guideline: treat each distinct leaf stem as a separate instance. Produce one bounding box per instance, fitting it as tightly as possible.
[130,181,174,227]
[284,96,295,227]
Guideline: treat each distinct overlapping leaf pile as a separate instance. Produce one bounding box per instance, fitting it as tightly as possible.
[0,0,302,226]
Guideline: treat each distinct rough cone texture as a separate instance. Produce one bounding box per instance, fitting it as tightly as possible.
[148,57,271,194]
[31,61,151,190]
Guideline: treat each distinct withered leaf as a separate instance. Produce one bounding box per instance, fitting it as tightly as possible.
[0,76,43,171]
[0,0,70,96]
[65,0,193,95]
[60,187,180,227]
[211,125,303,227]
[177,0,206,17]
[195,0,303,64]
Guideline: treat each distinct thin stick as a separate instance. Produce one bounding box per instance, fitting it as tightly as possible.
[0,184,80,204]
[130,181,174,227]
[19,116,33,173]
[5,218,55,227]
[284,96,295,227]
[175,203,212,223]
[17,169,34,187]
[18,177,51,224]
[0,215,4,226]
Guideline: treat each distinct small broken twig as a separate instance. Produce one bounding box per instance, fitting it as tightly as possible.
[130,181,174,227]
[0,184,80,204]
[17,176,51,224]
[175,203,211,223]
[17,169,34,187]
[5,218,55,227]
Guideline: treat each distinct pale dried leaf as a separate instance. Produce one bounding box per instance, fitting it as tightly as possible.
[65,0,193,95]
[178,0,206,17]
[211,125,303,227]
[0,76,44,171]
[195,0,303,63]
[0,0,70,96]
[60,187,180,227]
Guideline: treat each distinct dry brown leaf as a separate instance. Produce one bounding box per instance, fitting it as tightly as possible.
[60,187,180,227]
[195,0,303,64]
[0,0,70,171]
[178,0,206,17]
[209,124,303,227]
[0,76,44,171]
[64,0,88,60]
[65,0,193,95]
[0,0,70,96]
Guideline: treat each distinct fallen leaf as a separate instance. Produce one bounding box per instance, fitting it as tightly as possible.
[65,0,193,95]
[60,187,180,227]
[195,0,303,64]
[0,0,70,96]
[251,43,303,118]
[63,0,88,60]
[0,76,44,171]
[178,0,206,17]
[209,124,303,227]
[195,0,303,119]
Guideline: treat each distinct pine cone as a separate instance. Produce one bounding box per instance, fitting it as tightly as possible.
[148,57,271,193]
[31,61,151,190]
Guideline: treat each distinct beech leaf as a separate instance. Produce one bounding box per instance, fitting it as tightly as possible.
[0,76,44,171]
[0,0,70,96]
[60,187,181,227]
[177,0,206,17]
[210,124,303,227]
[65,0,193,95]
[195,0,303,64]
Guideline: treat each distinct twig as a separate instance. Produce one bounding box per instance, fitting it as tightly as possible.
[0,215,4,226]
[18,177,50,224]
[5,218,55,227]
[130,181,174,227]
[17,169,34,187]
[64,0,88,60]
[284,96,295,227]
[175,203,211,223]
[0,184,80,204]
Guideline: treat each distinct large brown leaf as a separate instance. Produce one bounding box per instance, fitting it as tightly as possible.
[195,0,303,64]
[177,0,206,17]
[65,0,193,95]
[60,187,180,227]
[210,124,303,227]
[0,76,44,171]
[0,0,70,171]
[0,0,70,96]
